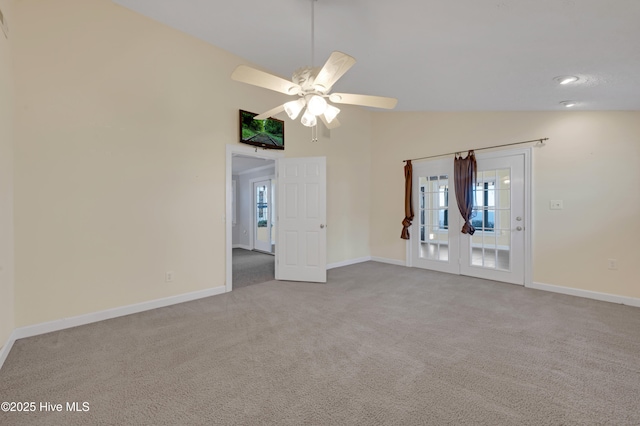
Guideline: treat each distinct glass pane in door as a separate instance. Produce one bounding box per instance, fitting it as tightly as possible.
[469,168,511,271]
[418,175,449,262]
[255,183,270,250]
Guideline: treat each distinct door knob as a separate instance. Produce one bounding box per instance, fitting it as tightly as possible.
[516,226,523,231]
[320,224,325,229]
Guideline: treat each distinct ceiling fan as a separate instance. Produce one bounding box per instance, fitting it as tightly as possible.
[231,1,397,132]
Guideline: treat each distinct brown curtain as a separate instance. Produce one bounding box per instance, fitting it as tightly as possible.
[454,150,477,235]
[400,160,414,239]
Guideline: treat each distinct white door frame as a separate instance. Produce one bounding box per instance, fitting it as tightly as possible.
[249,176,275,253]
[226,144,284,293]
[406,147,533,286]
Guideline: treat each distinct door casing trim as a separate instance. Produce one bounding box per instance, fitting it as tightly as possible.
[226,145,284,293]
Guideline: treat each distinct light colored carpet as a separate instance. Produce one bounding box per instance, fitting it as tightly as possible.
[1,262,639,425]
[232,248,274,289]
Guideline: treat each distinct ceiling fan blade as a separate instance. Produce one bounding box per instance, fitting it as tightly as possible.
[319,114,341,130]
[254,104,286,120]
[313,51,356,93]
[329,93,398,109]
[232,65,301,95]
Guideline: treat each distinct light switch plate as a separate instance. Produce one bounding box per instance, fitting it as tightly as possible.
[550,200,563,210]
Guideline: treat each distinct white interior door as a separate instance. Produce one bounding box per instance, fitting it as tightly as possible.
[276,157,327,283]
[460,153,525,284]
[253,179,272,253]
[411,150,529,285]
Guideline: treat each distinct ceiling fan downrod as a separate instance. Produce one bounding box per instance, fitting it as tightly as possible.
[311,0,316,68]
[310,0,318,141]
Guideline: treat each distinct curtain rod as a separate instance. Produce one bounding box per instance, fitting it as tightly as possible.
[402,138,549,163]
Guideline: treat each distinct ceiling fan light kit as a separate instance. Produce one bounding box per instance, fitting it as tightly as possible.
[323,104,340,124]
[301,109,317,127]
[306,95,328,116]
[284,99,306,120]
[230,0,397,137]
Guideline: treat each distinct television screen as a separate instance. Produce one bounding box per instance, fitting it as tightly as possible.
[239,110,284,150]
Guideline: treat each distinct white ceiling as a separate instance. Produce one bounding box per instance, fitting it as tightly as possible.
[113,0,640,111]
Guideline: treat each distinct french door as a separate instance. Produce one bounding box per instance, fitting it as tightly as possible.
[412,158,460,274]
[412,150,529,285]
[460,154,525,284]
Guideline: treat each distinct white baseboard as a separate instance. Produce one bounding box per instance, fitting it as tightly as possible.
[232,244,252,250]
[13,286,227,340]
[327,256,371,270]
[0,330,17,372]
[371,256,406,267]
[528,282,640,308]
[0,285,227,372]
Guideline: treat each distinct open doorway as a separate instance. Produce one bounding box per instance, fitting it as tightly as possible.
[226,145,327,291]
[231,153,276,289]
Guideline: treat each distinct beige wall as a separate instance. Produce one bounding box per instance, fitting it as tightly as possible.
[13,0,371,327]
[371,111,640,299]
[0,0,15,348]
[287,107,372,265]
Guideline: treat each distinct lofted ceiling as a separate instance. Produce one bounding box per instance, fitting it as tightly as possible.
[113,0,640,111]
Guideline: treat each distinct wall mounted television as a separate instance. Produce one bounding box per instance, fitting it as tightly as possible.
[239,109,284,150]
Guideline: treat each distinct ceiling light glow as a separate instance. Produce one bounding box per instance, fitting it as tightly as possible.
[323,105,340,123]
[555,75,579,85]
[560,100,576,108]
[301,109,317,127]
[307,95,328,116]
[284,99,305,120]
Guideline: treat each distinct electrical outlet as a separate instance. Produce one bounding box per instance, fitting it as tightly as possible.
[165,271,174,282]
[607,259,618,270]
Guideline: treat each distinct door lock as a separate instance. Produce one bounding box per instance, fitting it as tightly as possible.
[320,224,325,229]
[516,216,522,221]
